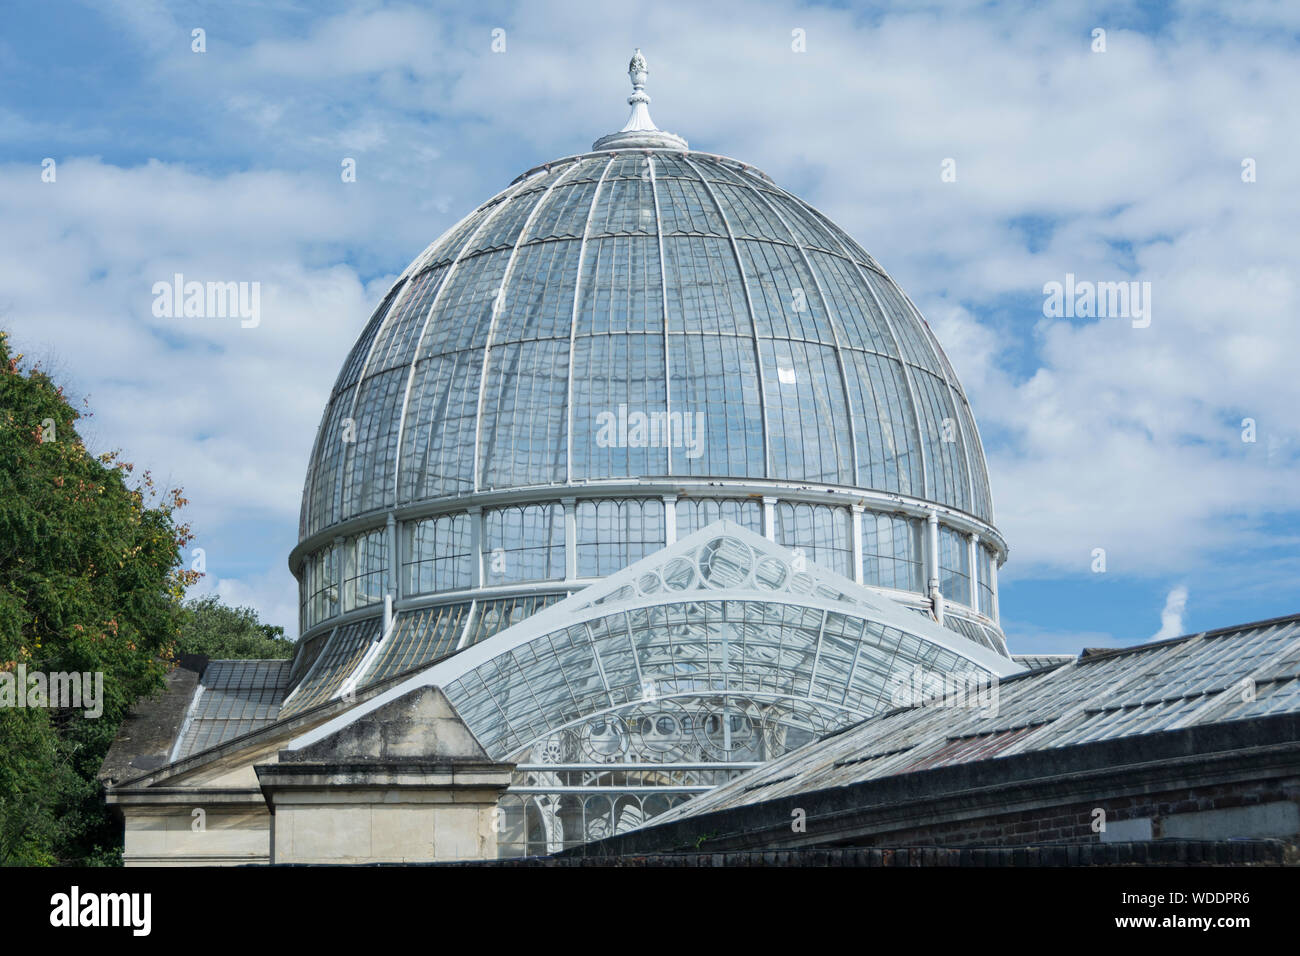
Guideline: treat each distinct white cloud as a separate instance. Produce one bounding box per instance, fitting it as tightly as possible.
[1152,585,1190,640]
[192,568,300,643]
[0,157,408,638]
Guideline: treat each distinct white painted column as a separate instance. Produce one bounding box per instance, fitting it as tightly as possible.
[467,505,483,589]
[926,511,943,624]
[663,493,678,546]
[762,496,778,542]
[850,503,864,585]
[969,532,980,614]
[563,497,577,581]
[387,513,399,601]
[334,534,346,617]
[926,512,940,590]
[990,554,1000,623]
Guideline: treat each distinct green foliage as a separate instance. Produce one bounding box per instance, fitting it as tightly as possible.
[176,595,293,660]
[0,330,195,865]
[0,708,61,865]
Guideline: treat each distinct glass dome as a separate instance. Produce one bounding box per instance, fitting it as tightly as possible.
[280,52,1014,851]
[299,150,993,537]
[287,53,1010,711]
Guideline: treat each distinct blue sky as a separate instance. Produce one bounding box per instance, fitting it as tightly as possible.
[2,0,1298,652]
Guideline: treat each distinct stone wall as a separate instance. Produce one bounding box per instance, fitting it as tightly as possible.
[255,687,513,864]
[110,792,271,866]
[109,685,513,865]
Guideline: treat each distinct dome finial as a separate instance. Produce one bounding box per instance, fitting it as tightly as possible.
[621,48,655,133]
[629,49,647,81]
[592,49,689,151]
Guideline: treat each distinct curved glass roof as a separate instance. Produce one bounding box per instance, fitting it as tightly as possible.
[299,149,995,541]
[285,523,1018,759]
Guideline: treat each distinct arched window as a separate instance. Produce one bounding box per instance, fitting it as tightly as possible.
[483,504,565,584]
[938,526,972,606]
[774,501,852,577]
[677,497,763,537]
[977,545,996,617]
[404,514,472,595]
[861,512,923,592]
[343,527,388,611]
[303,545,339,628]
[576,499,665,577]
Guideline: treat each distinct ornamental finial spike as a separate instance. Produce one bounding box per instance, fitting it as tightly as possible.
[591,49,689,151]
[621,49,655,131]
[628,49,648,99]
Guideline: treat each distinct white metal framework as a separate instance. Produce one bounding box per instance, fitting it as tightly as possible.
[285,522,1020,854]
[276,51,1020,855]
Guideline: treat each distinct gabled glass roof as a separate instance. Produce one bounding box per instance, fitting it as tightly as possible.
[284,521,1019,763]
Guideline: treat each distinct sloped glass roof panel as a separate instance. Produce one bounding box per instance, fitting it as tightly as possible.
[362,602,473,685]
[174,660,291,760]
[280,620,380,717]
[643,614,1300,827]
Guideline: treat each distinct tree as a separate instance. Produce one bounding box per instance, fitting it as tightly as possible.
[176,596,294,660]
[0,330,196,865]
